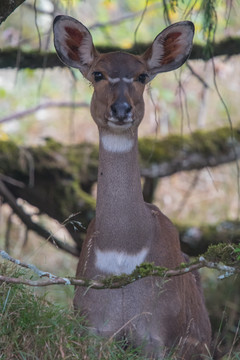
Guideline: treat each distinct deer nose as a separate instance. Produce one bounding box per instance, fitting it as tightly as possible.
[111,101,132,120]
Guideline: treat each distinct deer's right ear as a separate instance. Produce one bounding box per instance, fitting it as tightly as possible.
[53,15,97,77]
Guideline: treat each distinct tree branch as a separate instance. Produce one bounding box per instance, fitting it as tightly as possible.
[0,180,79,257]
[0,250,239,289]
[0,101,89,124]
[1,37,240,70]
[139,127,240,178]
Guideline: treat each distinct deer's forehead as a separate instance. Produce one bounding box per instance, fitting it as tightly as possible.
[95,52,145,77]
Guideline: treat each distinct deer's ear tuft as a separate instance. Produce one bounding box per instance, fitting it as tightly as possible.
[53,15,98,77]
[142,21,194,80]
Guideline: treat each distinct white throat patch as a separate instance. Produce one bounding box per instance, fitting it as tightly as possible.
[101,133,134,153]
[95,247,149,275]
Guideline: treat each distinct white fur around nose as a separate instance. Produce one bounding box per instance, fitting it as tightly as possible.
[95,247,149,275]
[101,133,134,153]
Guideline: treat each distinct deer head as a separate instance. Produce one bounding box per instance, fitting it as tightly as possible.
[53,16,194,134]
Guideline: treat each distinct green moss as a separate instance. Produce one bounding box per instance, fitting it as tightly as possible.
[178,262,191,269]
[66,143,98,175]
[0,140,23,173]
[133,262,167,277]
[189,127,238,156]
[138,135,185,164]
[204,243,240,266]
[102,273,132,288]
[72,182,96,209]
[43,137,63,152]
[102,262,168,289]
[0,139,18,154]
[138,127,240,167]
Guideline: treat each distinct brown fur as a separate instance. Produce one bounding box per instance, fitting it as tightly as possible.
[53,16,211,359]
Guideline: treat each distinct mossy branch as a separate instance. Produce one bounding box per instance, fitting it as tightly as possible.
[1,37,240,69]
[1,245,239,289]
[139,127,240,178]
[1,126,240,255]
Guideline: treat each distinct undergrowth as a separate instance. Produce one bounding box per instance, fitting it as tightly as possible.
[0,263,145,360]
[0,262,239,359]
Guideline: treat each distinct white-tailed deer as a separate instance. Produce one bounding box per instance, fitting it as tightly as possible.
[53,16,211,359]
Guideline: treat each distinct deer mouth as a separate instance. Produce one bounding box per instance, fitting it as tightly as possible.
[107,117,133,130]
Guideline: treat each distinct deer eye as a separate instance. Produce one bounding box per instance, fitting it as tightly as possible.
[138,73,148,84]
[93,71,104,82]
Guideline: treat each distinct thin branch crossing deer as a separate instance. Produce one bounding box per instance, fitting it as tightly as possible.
[53,16,211,359]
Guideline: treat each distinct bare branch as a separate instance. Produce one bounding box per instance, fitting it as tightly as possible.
[186,63,209,88]
[0,250,71,284]
[89,4,155,30]
[0,101,89,124]
[22,3,53,16]
[0,174,25,188]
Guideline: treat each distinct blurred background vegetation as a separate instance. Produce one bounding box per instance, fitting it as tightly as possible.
[0,0,240,358]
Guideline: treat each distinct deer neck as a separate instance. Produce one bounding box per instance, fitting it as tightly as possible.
[95,129,151,252]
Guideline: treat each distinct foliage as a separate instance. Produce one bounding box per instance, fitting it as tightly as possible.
[205,273,240,358]
[234,245,240,261]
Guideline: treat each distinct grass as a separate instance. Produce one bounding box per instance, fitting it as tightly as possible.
[0,263,146,360]
[0,262,239,360]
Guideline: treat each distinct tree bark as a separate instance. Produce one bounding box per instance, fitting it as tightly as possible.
[0,0,26,25]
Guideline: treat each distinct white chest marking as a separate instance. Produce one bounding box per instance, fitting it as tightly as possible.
[95,247,149,275]
[101,133,134,153]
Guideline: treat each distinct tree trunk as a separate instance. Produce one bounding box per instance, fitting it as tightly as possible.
[0,0,26,25]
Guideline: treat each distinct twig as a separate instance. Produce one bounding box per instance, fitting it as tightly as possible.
[134,0,149,46]
[176,171,199,214]
[0,251,239,289]
[23,3,53,15]
[186,63,209,89]
[89,2,161,30]
[0,250,71,284]
[0,101,89,124]
[107,312,152,342]
[0,174,25,188]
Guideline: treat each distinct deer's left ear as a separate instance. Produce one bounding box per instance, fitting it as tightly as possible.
[142,21,194,80]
